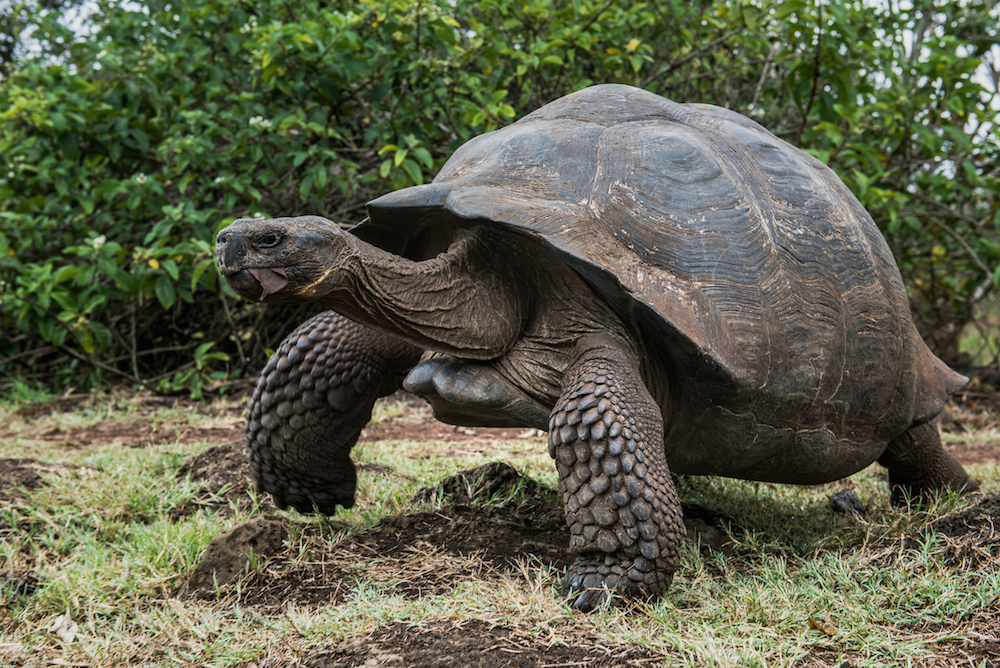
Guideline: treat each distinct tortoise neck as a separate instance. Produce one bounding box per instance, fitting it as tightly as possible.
[319,227,530,360]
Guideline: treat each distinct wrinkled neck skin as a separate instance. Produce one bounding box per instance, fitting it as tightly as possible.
[316,226,531,360]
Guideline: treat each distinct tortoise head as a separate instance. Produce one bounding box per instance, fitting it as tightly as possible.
[215,215,352,303]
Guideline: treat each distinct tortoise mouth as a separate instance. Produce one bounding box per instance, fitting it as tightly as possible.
[224,267,288,301]
[247,267,288,300]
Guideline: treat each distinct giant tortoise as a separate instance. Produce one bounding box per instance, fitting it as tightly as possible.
[215,84,974,611]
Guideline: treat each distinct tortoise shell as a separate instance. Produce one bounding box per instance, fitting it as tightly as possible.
[358,84,963,480]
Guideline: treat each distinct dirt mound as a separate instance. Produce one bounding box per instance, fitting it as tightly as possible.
[178,441,252,492]
[0,459,47,502]
[177,515,289,599]
[358,500,572,572]
[297,619,663,668]
[929,493,1000,568]
[183,464,571,607]
[184,463,736,610]
[866,493,1000,571]
[175,440,271,514]
[233,497,571,609]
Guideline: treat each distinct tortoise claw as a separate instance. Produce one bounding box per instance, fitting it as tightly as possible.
[561,556,661,613]
[565,587,615,613]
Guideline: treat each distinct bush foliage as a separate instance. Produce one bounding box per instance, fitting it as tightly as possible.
[0,0,998,394]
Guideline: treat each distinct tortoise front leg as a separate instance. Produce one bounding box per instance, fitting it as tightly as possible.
[549,334,684,612]
[247,311,422,514]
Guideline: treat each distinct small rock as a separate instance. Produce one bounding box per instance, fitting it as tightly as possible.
[830,490,865,517]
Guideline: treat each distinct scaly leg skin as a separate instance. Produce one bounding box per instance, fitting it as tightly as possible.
[247,311,422,514]
[878,421,978,507]
[549,334,684,612]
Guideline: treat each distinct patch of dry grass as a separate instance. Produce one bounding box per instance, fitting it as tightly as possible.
[0,391,997,667]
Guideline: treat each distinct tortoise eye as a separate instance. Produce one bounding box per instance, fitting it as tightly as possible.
[258,232,282,248]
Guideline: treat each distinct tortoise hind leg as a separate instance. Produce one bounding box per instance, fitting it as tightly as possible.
[549,334,684,612]
[877,421,978,506]
[247,311,422,514]
[403,357,550,430]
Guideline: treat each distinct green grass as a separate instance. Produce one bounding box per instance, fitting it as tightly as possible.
[0,393,997,666]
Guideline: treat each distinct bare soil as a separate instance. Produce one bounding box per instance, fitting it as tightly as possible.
[293,619,664,668]
[2,390,999,666]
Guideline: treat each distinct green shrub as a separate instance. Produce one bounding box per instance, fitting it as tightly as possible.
[0,0,997,394]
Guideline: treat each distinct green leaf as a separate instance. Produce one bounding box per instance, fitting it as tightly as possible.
[313,164,328,194]
[81,294,106,313]
[400,158,422,185]
[178,173,195,195]
[775,0,807,19]
[194,341,215,358]
[130,128,150,153]
[155,274,176,309]
[190,261,209,292]
[76,265,94,287]
[89,321,110,349]
[163,259,180,280]
[299,173,314,200]
[58,133,80,159]
[54,266,79,283]
[413,147,433,169]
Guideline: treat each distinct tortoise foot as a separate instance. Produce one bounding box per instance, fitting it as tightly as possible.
[879,422,978,507]
[889,475,980,508]
[247,311,421,515]
[254,463,356,515]
[562,554,672,612]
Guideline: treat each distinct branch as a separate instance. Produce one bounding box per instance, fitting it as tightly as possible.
[579,0,618,35]
[908,190,1000,246]
[642,20,749,88]
[60,345,144,385]
[750,40,780,110]
[143,359,198,385]
[794,0,823,145]
[901,210,994,278]
[0,345,57,367]
[6,295,145,384]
